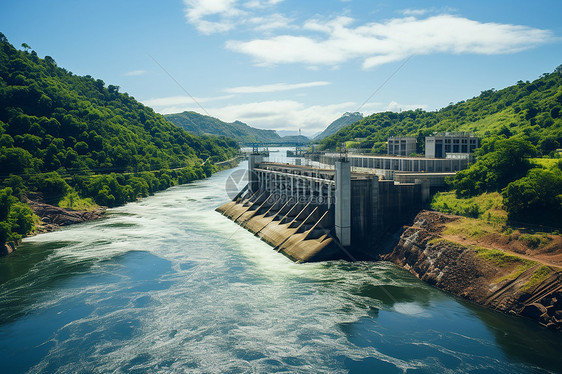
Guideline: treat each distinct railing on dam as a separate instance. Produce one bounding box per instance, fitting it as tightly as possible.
[253,163,336,205]
[313,152,469,176]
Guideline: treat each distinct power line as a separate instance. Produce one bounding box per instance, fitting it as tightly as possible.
[148,54,211,117]
[355,56,412,112]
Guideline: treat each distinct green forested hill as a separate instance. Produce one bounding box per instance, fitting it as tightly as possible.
[165,111,281,143]
[320,66,562,227]
[321,66,562,155]
[0,34,238,245]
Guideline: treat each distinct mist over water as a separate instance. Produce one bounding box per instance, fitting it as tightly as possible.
[1,150,561,373]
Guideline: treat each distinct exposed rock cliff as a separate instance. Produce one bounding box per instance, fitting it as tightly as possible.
[383,210,562,330]
[26,199,106,233]
[1,200,105,256]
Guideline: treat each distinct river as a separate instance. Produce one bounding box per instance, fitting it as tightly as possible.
[1,149,561,373]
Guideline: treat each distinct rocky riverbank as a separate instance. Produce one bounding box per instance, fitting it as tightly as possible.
[25,198,106,233]
[0,199,106,256]
[382,210,562,331]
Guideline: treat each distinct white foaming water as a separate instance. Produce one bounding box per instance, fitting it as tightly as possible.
[2,153,562,374]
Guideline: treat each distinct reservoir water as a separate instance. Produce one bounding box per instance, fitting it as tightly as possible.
[1,150,561,373]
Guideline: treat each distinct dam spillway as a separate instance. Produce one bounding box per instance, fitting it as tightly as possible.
[217,155,430,262]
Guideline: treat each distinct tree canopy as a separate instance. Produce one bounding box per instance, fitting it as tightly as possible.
[450,137,537,197]
[502,165,562,224]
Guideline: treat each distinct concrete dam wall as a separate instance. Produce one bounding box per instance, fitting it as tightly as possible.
[216,156,430,262]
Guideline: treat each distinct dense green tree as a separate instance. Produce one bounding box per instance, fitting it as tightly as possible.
[502,166,562,226]
[28,172,71,203]
[0,187,35,244]
[0,147,33,175]
[450,137,537,197]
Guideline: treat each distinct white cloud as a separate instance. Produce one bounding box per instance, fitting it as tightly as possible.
[183,0,243,34]
[244,0,283,9]
[211,100,356,133]
[249,13,294,32]
[144,97,355,133]
[226,14,554,68]
[124,70,147,76]
[184,0,287,34]
[401,9,428,16]
[224,81,331,94]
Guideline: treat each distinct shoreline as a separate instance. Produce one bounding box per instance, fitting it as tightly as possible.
[382,210,562,331]
[0,201,107,256]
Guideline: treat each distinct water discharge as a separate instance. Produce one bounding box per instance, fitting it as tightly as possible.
[1,150,561,373]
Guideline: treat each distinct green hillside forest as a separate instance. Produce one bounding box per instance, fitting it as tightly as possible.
[166,111,281,143]
[0,34,239,246]
[321,66,562,227]
[320,67,562,154]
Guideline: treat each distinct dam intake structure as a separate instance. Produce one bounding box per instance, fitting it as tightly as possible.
[217,155,430,262]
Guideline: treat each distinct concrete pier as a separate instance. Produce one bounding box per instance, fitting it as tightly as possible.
[335,160,351,247]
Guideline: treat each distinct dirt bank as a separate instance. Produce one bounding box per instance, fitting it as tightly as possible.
[25,198,106,233]
[382,210,562,330]
[0,199,106,257]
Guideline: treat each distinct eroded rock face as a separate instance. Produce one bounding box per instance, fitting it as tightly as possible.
[27,200,106,227]
[383,210,562,331]
[1,199,107,257]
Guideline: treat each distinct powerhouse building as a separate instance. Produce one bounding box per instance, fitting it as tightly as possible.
[387,136,417,156]
[425,132,479,158]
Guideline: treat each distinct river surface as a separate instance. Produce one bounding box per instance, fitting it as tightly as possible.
[1,150,561,373]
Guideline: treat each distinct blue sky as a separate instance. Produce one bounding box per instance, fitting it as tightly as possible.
[1,0,561,136]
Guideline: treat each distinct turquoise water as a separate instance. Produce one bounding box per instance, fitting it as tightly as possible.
[1,154,561,373]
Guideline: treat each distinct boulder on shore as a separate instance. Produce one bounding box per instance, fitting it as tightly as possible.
[26,199,106,228]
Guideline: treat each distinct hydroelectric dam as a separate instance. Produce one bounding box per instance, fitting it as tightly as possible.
[217,154,431,262]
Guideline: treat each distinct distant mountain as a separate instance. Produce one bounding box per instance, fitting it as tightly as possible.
[165,111,281,143]
[313,112,363,141]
